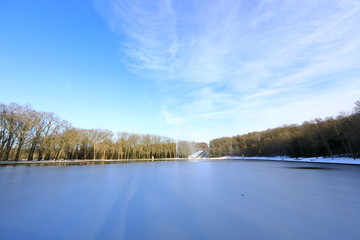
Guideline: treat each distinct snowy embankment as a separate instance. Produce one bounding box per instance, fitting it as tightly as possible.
[219,156,360,165]
[188,149,207,159]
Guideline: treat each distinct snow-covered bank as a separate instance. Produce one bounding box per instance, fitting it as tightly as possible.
[219,156,360,165]
[1,157,359,166]
[0,158,187,165]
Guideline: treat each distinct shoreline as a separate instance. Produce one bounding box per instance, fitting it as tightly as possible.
[0,156,359,166]
[219,156,360,165]
[0,158,192,166]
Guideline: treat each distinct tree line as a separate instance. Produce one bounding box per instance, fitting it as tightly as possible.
[210,100,360,159]
[0,103,184,161]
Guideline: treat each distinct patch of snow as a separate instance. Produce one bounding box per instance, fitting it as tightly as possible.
[219,156,359,165]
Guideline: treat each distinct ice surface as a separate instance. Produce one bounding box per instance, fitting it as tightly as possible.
[1,160,360,239]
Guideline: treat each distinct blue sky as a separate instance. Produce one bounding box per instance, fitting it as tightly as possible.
[1,0,360,142]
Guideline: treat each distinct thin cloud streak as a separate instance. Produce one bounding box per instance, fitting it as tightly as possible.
[97,0,360,142]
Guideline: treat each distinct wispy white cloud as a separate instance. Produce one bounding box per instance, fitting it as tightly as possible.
[97,0,360,141]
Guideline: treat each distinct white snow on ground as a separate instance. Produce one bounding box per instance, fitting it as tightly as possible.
[1,156,358,165]
[188,150,203,159]
[218,156,360,165]
[188,150,207,159]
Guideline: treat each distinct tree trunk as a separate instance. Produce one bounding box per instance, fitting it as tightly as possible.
[56,149,63,160]
[4,137,15,160]
[27,144,35,161]
[14,139,24,161]
[38,148,43,161]
[346,138,356,159]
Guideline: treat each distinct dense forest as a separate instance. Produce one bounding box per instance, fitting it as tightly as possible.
[2,100,359,161]
[210,100,360,159]
[0,103,203,161]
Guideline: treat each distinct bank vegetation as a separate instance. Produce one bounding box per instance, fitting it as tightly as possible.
[210,100,360,159]
[0,103,198,161]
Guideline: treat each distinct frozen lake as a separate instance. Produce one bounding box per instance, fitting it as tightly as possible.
[1,160,360,240]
